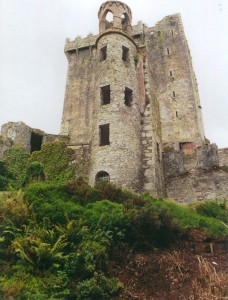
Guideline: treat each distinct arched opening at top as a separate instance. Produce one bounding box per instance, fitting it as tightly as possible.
[121,13,129,32]
[95,171,110,182]
[104,10,114,30]
[105,11,113,22]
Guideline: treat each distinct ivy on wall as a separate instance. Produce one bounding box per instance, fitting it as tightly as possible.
[30,141,75,184]
[2,146,30,189]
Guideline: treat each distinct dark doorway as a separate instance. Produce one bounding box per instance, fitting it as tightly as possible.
[30,132,43,153]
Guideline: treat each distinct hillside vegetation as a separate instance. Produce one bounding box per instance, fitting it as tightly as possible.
[0,143,227,299]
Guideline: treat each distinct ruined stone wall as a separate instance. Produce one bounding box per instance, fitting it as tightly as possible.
[1,122,35,153]
[218,148,228,166]
[163,144,228,202]
[165,169,228,203]
[0,122,69,158]
[89,33,142,191]
[145,14,205,148]
[60,36,98,145]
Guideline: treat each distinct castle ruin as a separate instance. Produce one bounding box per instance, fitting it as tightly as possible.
[1,1,228,202]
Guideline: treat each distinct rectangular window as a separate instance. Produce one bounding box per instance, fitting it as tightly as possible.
[167,48,170,55]
[173,91,176,98]
[170,70,173,76]
[100,85,110,105]
[122,46,129,62]
[99,124,110,146]
[124,87,133,107]
[100,46,107,61]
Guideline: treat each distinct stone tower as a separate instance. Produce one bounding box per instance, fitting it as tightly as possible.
[88,1,142,190]
[60,0,206,195]
[145,15,205,151]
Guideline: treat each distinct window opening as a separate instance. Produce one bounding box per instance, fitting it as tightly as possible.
[171,30,174,35]
[176,111,178,117]
[122,46,130,62]
[96,171,110,182]
[104,11,114,30]
[121,13,129,31]
[170,70,173,76]
[156,142,160,162]
[99,124,110,146]
[179,142,194,151]
[173,91,176,97]
[167,48,170,55]
[100,46,107,61]
[124,87,133,107]
[30,132,43,153]
[105,11,113,22]
[100,85,110,105]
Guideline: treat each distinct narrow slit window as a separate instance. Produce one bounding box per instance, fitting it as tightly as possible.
[100,85,110,105]
[122,46,129,62]
[100,46,107,61]
[124,87,133,107]
[99,124,110,146]
[167,48,170,55]
[171,30,174,35]
[156,142,160,162]
[176,111,178,117]
[173,91,176,97]
[170,70,173,76]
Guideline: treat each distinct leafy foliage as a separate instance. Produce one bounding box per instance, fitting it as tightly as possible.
[0,161,11,190]
[0,180,227,298]
[24,161,45,185]
[30,142,75,183]
[194,200,227,223]
[2,146,30,189]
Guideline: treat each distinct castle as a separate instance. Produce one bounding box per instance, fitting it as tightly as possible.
[1,1,228,202]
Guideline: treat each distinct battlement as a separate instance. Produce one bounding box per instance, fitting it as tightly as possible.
[65,35,98,54]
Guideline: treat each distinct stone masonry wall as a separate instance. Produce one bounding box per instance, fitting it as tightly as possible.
[61,36,98,145]
[140,50,164,196]
[163,144,228,202]
[218,148,228,167]
[145,14,205,148]
[89,33,142,191]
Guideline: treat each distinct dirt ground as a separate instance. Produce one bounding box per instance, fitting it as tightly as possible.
[111,240,228,300]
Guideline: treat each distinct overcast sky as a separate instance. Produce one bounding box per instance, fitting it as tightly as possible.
[0,0,227,148]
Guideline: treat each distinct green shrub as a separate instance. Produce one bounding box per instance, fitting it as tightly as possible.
[24,161,45,185]
[141,194,228,237]
[67,177,98,205]
[194,200,227,223]
[84,200,130,241]
[3,146,30,189]
[30,142,74,184]
[75,273,121,300]
[0,161,11,190]
[24,182,85,224]
[95,180,132,203]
